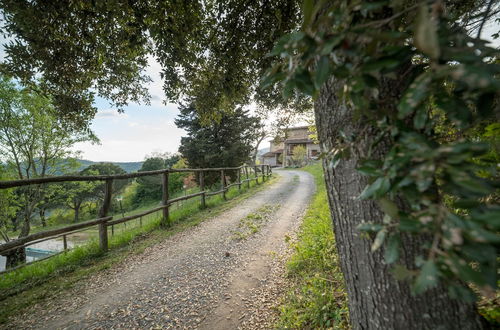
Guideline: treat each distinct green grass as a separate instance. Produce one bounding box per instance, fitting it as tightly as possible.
[277,163,349,329]
[0,174,278,324]
[231,204,279,240]
[478,286,500,326]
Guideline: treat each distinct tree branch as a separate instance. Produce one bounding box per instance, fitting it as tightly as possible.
[476,0,495,39]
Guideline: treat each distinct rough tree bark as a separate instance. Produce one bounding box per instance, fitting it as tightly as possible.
[74,205,80,223]
[314,78,487,329]
[39,208,47,227]
[72,200,83,223]
[5,189,40,267]
[252,131,267,165]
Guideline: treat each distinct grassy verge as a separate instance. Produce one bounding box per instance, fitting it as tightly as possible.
[277,163,349,329]
[0,174,278,323]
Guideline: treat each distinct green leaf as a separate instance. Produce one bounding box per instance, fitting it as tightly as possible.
[414,5,440,59]
[331,65,350,78]
[357,222,384,232]
[362,57,400,73]
[452,199,480,209]
[448,284,476,303]
[484,123,500,138]
[371,228,387,252]
[358,177,390,200]
[413,106,427,129]
[351,77,365,93]
[476,92,496,118]
[471,208,500,229]
[320,35,344,55]
[314,56,330,89]
[398,73,432,118]
[435,93,471,127]
[399,217,421,232]
[413,260,439,294]
[362,74,378,87]
[302,0,314,28]
[293,69,316,96]
[449,65,500,91]
[350,92,369,110]
[461,244,496,264]
[282,79,296,99]
[392,264,414,280]
[416,173,434,192]
[360,1,388,13]
[356,165,381,177]
[466,227,500,244]
[259,69,285,90]
[451,175,493,196]
[378,197,399,218]
[449,255,487,286]
[384,234,400,264]
[268,32,305,57]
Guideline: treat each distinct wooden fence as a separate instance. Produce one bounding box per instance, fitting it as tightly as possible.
[0,165,272,259]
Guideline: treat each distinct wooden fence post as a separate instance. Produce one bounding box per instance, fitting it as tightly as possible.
[162,171,170,227]
[245,166,250,188]
[254,166,259,184]
[237,167,241,191]
[63,235,68,251]
[221,169,226,200]
[261,165,265,182]
[199,171,206,208]
[98,178,113,252]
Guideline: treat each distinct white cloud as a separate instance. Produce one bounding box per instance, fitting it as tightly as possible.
[144,55,167,106]
[95,109,129,119]
[74,120,186,162]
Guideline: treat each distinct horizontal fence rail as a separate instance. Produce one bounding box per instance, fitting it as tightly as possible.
[0,165,272,269]
[0,166,247,189]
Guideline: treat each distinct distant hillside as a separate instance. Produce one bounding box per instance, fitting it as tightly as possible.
[77,160,143,173]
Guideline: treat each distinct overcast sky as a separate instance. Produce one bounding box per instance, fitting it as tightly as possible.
[72,56,187,162]
[0,17,498,162]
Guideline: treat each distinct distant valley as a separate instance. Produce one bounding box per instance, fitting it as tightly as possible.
[76,159,143,173]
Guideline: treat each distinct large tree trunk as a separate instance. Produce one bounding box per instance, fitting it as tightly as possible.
[5,213,30,268]
[39,208,46,227]
[73,201,82,223]
[4,248,26,269]
[6,195,35,267]
[314,78,486,329]
[252,132,267,165]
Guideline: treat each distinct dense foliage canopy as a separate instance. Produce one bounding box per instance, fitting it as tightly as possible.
[133,154,185,205]
[0,0,301,128]
[0,75,96,239]
[176,103,262,185]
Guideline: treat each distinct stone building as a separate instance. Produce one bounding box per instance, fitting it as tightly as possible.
[261,126,320,167]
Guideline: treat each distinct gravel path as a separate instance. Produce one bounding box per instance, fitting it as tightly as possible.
[3,169,315,329]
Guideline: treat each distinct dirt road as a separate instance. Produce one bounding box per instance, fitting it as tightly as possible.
[4,169,315,329]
